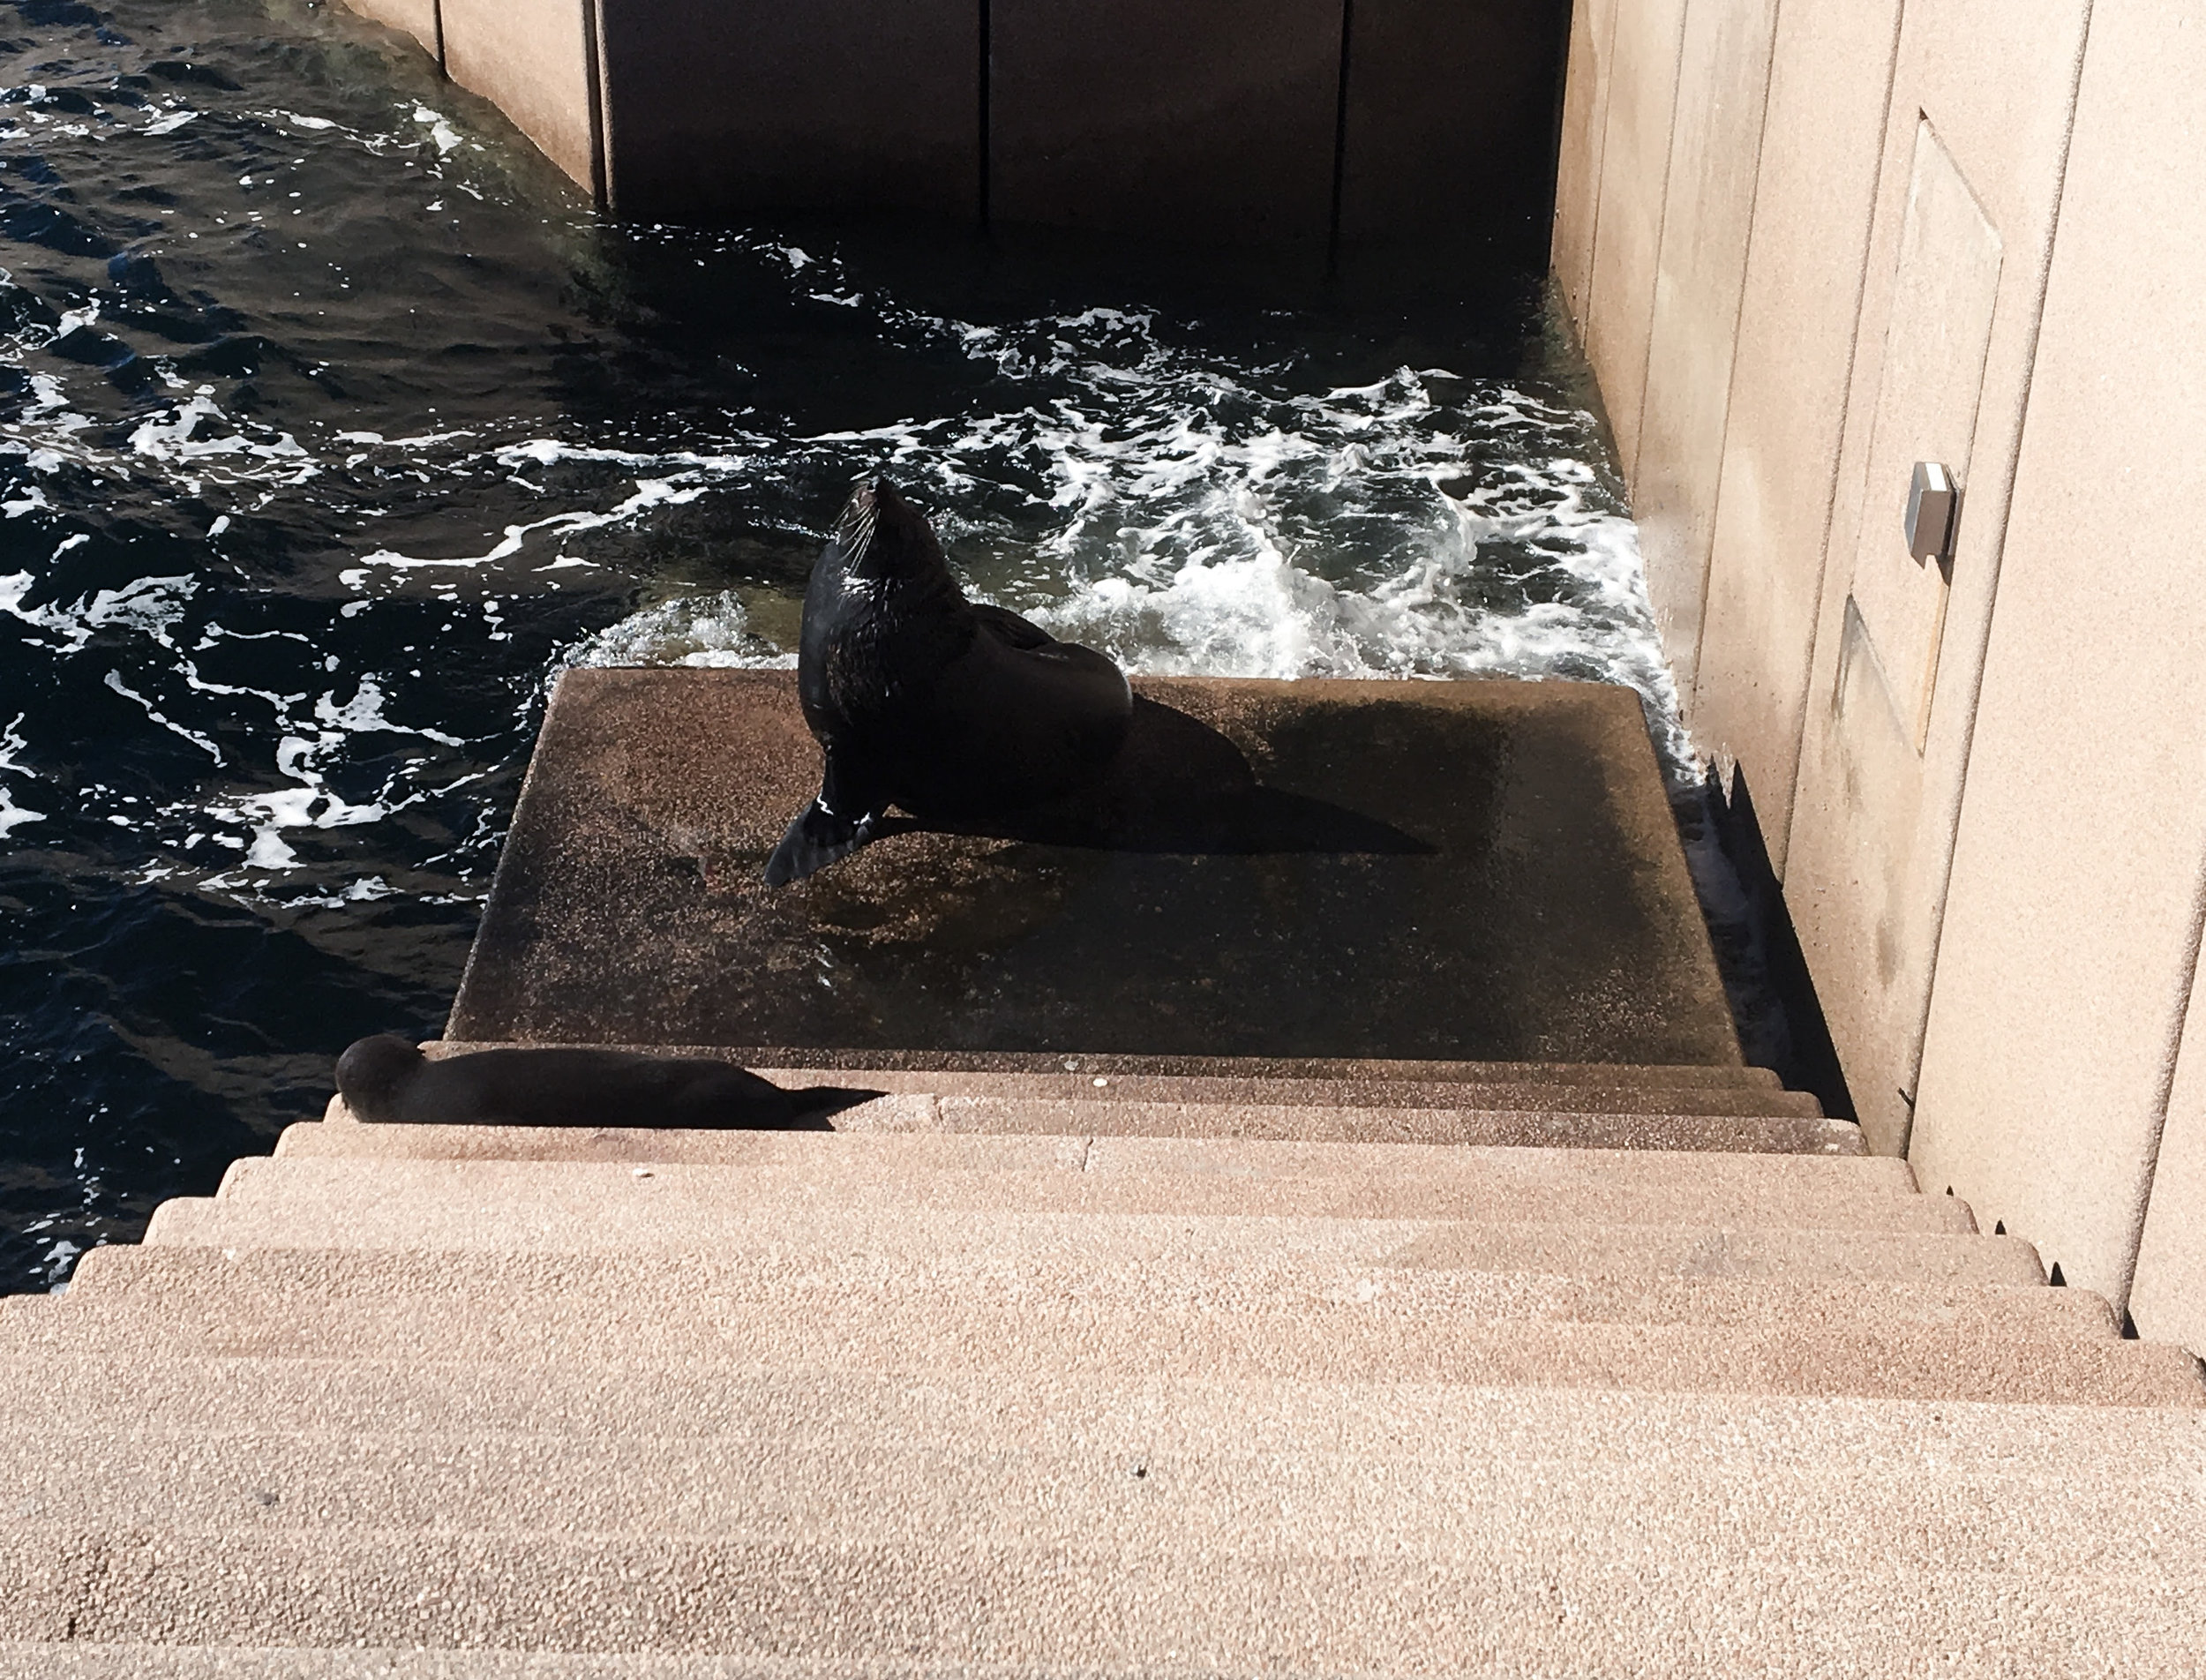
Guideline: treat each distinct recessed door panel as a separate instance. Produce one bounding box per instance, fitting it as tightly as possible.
[1846,121,2002,746]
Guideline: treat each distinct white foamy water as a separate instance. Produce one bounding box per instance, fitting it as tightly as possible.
[544,302,1697,779]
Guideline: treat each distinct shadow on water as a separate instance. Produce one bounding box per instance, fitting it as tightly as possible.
[880,698,1434,858]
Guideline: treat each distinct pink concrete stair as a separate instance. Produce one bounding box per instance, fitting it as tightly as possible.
[2,1057,2200,1675]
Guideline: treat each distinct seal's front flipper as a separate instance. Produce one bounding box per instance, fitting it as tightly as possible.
[764,799,876,886]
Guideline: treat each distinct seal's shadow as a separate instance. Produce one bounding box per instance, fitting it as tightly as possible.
[880,698,1435,857]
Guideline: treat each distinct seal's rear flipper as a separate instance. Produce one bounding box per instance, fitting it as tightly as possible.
[764,799,875,886]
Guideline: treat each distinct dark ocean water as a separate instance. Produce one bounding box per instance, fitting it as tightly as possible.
[0,0,1729,1294]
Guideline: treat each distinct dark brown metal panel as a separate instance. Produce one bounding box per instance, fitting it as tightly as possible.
[594,0,981,222]
[990,0,1344,246]
[1338,0,1572,251]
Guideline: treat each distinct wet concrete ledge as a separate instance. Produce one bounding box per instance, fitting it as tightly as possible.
[449,669,1739,1067]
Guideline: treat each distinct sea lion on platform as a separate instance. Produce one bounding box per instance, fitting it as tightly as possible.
[334,1035,802,1129]
[765,476,1134,885]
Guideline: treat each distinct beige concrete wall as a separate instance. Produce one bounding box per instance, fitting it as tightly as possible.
[1579,0,1688,477]
[1549,0,1617,328]
[441,0,597,192]
[1910,0,2206,1312]
[1686,0,1902,873]
[1627,0,1779,701]
[339,0,439,61]
[1776,0,2093,1159]
[2138,979,2206,1351]
[1557,0,2206,1347]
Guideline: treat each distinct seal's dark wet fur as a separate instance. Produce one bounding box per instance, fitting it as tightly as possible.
[766,477,1133,885]
[335,1035,812,1129]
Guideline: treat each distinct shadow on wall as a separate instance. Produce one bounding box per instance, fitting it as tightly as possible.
[1705,768,1857,1121]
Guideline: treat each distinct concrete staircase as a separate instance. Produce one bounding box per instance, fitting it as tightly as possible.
[4,1057,2202,1676]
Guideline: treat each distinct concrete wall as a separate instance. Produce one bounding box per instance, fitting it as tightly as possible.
[341,0,439,60]
[334,1,1567,246]
[1909,0,2206,1327]
[1556,0,2206,1346]
[442,0,599,194]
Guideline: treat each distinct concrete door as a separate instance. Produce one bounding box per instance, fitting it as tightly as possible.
[1783,0,2093,1156]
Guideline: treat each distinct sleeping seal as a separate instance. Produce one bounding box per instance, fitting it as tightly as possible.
[765,476,1134,885]
[334,1035,800,1129]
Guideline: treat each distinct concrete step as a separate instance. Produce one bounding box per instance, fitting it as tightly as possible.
[11,1248,2193,1406]
[236,1132,1960,1234]
[3,1485,2201,1669]
[62,1239,2119,1340]
[433,1039,1788,1089]
[319,1094,1855,1152]
[195,1155,1965,1240]
[714,1069,1825,1120]
[10,1401,2206,1553]
[771,1093,1854,1151]
[6,1653,837,1680]
[142,1192,2042,1286]
[8,1354,2200,1462]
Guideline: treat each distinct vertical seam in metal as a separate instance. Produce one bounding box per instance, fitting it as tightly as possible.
[582,0,610,214]
[431,0,445,71]
[1328,0,1354,268]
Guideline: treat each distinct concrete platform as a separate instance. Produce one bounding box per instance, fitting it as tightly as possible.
[446,671,1739,1066]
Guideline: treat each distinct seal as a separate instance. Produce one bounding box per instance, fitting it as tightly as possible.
[334,1035,802,1129]
[765,476,1134,885]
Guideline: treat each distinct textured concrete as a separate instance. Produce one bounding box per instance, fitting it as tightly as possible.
[1580,0,1688,476]
[241,1140,2042,1281]
[430,1041,1785,1090]
[15,1248,2181,1406]
[1688,0,1905,869]
[2137,953,2206,1356]
[439,0,597,191]
[989,0,1338,244]
[1337,1,1570,248]
[1913,0,2206,1316]
[20,1384,2206,1552]
[1629,0,1780,699]
[448,671,1738,1066]
[5,1489,2204,1667]
[15,1013,2205,1671]
[1549,0,1618,327]
[146,1166,1969,1250]
[1780,0,2094,1157]
[190,1138,1953,1230]
[1838,121,2002,746]
[836,1095,1853,1153]
[416,1054,1809,1114]
[330,1082,1844,1151]
[595,0,978,221]
[109,1226,2105,1343]
[11,1364,2201,1479]
[336,0,439,61]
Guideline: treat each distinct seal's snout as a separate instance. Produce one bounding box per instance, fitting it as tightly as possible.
[835,476,937,581]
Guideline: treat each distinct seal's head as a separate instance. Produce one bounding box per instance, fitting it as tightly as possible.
[334,1032,423,1122]
[829,476,955,586]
